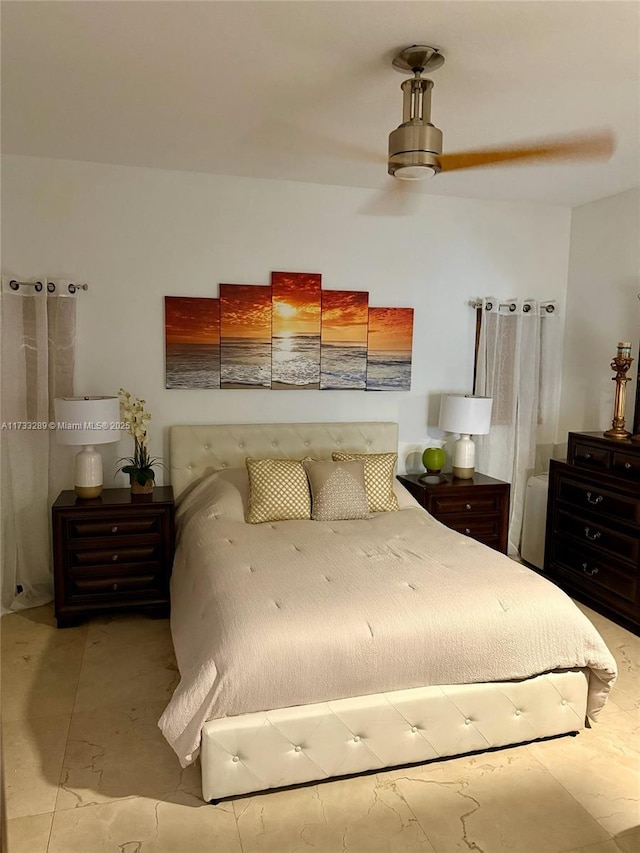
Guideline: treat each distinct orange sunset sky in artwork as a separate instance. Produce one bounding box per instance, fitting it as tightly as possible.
[165,296,220,345]
[219,284,271,340]
[367,307,414,352]
[321,291,369,344]
[272,272,321,337]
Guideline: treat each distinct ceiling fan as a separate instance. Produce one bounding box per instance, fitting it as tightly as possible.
[387,44,615,182]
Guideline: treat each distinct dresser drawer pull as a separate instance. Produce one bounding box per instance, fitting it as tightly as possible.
[112,554,119,562]
[112,583,118,591]
[111,526,119,534]
[624,462,631,470]
[581,563,599,577]
[584,527,601,541]
[584,453,592,459]
[464,527,471,534]
[585,492,603,505]
[465,503,472,511]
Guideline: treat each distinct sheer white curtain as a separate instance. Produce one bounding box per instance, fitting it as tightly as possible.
[474,297,559,555]
[1,278,77,613]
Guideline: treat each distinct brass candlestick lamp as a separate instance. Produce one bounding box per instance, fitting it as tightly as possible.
[604,342,634,440]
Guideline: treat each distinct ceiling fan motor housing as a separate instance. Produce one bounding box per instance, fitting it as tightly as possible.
[388,76,443,179]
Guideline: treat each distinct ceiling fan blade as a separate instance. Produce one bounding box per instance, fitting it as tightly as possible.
[360,179,419,216]
[438,129,615,173]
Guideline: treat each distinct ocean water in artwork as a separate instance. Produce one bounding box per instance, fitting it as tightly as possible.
[272,335,321,387]
[320,342,367,390]
[166,343,220,389]
[366,350,412,391]
[221,339,271,387]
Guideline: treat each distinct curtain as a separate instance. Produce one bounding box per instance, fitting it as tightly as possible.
[474,297,559,555]
[1,278,77,614]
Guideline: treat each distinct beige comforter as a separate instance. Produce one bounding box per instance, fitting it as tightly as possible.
[159,471,617,767]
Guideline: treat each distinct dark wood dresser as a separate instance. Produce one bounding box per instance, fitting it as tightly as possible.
[397,472,510,553]
[545,432,640,633]
[52,487,175,628]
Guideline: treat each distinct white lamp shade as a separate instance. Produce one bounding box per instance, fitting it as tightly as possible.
[438,395,493,436]
[54,397,122,445]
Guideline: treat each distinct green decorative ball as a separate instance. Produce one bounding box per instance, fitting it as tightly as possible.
[422,446,446,473]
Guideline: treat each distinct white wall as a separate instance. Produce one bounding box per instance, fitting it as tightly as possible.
[559,188,640,438]
[2,155,572,485]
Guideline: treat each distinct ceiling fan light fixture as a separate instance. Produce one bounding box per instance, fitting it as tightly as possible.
[393,164,436,181]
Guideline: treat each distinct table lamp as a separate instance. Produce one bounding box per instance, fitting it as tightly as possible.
[54,396,121,497]
[438,395,493,479]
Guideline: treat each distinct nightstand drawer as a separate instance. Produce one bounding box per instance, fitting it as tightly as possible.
[69,516,162,539]
[69,572,162,600]
[70,544,160,567]
[445,516,500,539]
[570,441,611,472]
[612,451,640,482]
[431,495,500,516]
[556,510,639,563]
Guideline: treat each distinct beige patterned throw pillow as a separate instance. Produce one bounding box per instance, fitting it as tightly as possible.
[245,457,311,523]
[332,451,399,512]
[303,460,369,521]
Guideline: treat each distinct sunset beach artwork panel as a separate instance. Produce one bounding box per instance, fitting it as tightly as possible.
[219,284,272,388]
[366,306,414,391]
[320,290,369,390]
[165,296,220,389]
[271,272,321,389]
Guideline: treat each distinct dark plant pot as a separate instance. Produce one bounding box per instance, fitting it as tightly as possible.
[130,476,154,495]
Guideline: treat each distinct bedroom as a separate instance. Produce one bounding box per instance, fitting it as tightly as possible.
[1,1,639,852]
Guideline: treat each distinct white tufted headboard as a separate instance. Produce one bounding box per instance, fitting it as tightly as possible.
[170,422,398,499]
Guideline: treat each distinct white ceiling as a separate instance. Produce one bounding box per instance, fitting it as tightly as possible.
[2,1,639,207]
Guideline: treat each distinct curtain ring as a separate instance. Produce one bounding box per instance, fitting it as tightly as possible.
[523,303,531,313]
[545,304,555,314]
[509,302,517,312]
[68,283,76,294]
[9,280,19,291]
[485,301,493,311]
[47,281,56,293]
[34,281,43,292]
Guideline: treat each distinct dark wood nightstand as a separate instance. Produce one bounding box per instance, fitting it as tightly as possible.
[397,472,510,553]
[52,487,175,628]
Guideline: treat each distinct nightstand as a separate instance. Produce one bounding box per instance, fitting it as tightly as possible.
[52,487,175,628]
[397,472,510,553]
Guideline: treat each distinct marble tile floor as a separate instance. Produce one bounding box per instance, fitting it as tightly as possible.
[1,602,638,853]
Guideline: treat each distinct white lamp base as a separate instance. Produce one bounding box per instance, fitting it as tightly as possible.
[452,434,476,480]
[75,445,103,498]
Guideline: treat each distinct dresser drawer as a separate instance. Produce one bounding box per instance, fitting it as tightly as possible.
[556,477,640,527]
[69,516,162,539]
[612,451,640,482]
[556,510,639,563]
[554,539,637,604]
[570,441,611,473]
[430,494,500,516]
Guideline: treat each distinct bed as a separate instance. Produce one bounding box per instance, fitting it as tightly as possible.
[158,422,617,803]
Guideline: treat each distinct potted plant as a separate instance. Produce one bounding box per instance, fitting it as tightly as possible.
[116,389,162,494]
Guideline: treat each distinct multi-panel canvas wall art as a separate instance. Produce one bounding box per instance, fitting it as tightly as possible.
[320,290,369,390]
[165,296,220,389]
[366,307,414,391]
[165,272,414,391]
[271,272,321,390]
[219,284,272,388]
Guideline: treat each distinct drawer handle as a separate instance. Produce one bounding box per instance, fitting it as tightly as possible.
[112,583,118,591]
[581,563,599,577]
[624,462,631,470]
[465,503,472,511]
[464,527,471,535]
[586,492,603,505]
[111,525,119,533]
[584,527,601,541]
[112,554,119,562]
[584,453,592,460]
